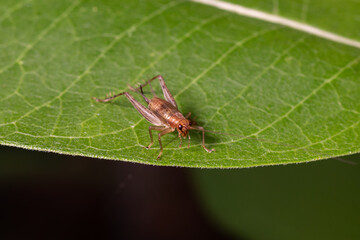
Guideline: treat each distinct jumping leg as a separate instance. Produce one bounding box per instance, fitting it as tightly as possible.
[92,91,126,102]
[127,84,151,104]
[135,75,178,109]
[93,92,163,126]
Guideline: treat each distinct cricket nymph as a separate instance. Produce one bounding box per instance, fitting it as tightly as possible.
[93,75,214,159]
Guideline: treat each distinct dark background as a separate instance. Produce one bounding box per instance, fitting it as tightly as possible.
[1,145,233,240]
[2,145,360,240]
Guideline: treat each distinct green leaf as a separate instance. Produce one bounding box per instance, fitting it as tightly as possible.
[0,0,359,168]
[222,0,360,40]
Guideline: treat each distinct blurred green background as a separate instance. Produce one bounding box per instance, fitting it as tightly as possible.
[1,146,359,239]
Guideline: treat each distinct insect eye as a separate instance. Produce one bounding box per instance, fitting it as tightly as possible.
[178,124,183,131]
[189,121,192,126]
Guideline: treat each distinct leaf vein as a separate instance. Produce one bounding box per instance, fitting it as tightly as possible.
[0,0,32,23]
[133,12,226,83]
[205,35,307,126]
[8,1,183,126]
[174,26,282,99]
[192,0,360,48]
[248,55,360,138]
[0,0,82,74]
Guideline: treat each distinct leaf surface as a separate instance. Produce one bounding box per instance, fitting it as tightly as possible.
[0,0,359,167]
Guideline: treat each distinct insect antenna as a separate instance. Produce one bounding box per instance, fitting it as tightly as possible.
[204,129,357,165]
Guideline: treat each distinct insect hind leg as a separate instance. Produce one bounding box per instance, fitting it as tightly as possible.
[128,84,151,104]
[135,75,178,108]
[92,91,126,102]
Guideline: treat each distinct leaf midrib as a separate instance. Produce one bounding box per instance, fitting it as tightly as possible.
[191,0,360,49]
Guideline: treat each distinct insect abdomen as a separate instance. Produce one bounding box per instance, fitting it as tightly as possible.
[149,97,185,127]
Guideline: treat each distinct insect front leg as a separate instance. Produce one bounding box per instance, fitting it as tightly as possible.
[190,126,215,153]
[185,112,197,125]
[146,126,167,149]
[157,128,175,159]
[188,134,191,149]
[178,132,183,148]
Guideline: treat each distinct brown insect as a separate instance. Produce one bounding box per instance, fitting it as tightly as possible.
[93,75,215,159]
